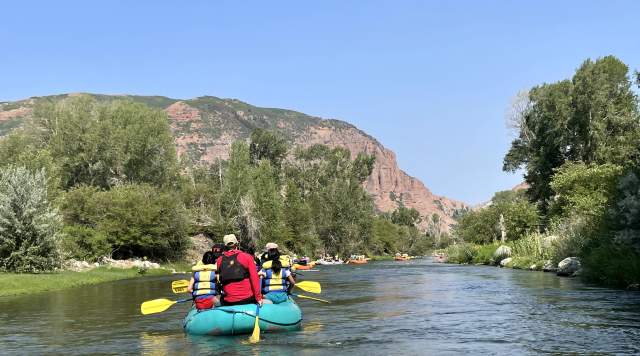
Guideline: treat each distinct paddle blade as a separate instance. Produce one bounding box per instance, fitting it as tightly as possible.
[248,306,261,343]
[171,279,189,294]
[140,298,177,315]
[295,281,321,294]
[294,294,330,303]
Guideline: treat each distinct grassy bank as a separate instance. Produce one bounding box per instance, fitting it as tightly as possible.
[440,235,552,271]
[0,267,175,297]
[439,233,640,289]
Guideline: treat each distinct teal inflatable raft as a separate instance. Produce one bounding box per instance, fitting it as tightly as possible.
[182,298,302,336]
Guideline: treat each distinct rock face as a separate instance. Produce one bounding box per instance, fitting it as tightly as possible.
[557,257,581,276]
[0,93,469,231]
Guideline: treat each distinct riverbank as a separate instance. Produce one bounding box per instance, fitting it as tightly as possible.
[0,266,186,297]
[437,242,640,290]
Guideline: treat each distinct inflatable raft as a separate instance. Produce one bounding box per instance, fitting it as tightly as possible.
[183,298,303,336]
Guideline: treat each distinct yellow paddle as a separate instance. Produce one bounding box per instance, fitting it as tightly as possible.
[295,281,321,294]
[292,294,330,303]
[248,304,261,343]
[140,297,192,315]
[171,280,189,294]
[171,279,321,294]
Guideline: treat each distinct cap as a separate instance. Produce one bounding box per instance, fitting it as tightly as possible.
[265,242,278,250]
[223,234,238,246]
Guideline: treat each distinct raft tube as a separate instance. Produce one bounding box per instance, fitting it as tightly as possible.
[183,298,302,336]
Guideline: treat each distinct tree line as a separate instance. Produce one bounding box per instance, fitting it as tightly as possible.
[453,56,640,287]
[0,95,433,272]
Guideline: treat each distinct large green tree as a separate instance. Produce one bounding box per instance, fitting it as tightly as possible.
[504,56,640,217]
[34,96,178,189]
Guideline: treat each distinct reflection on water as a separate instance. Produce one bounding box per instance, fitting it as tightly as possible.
[1,259,639,355]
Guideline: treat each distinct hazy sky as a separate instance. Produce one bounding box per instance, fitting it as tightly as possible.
[2,1,639,204]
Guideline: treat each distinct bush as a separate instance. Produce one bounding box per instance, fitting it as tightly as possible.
[60,225,110,261]
[444,243,476,264]
[0,166,61,272]
[505,256,538,270]
[547,219,589,264]
[582,242,640,287]
[511,233,551,262]
[473,244,498,264]
[62,183,190,260]
[454,191,539,244]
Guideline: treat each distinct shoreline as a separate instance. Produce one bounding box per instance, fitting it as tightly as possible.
[0,265,188,297]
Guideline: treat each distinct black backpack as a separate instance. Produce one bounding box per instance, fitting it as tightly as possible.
[218,253,249,284]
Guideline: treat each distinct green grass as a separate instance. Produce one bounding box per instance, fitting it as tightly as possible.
[473,244,499,265]
[0,267,173,297]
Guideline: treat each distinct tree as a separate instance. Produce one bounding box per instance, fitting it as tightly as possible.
[220,141,252,220]
[0,166,61,272]
[251,160,289,248]
[33,95,178,189]
[289,145,376,256]
[249,128,288,167]
[549,162,623,224]
[454,191,538,244]
[283,180,320,255]
[504,56,640,218]
[391,206,422,228]
[61,184,189,260]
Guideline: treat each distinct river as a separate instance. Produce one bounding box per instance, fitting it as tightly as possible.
[1,258,639,355]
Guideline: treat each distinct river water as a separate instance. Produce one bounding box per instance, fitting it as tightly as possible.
[1,258,639,355]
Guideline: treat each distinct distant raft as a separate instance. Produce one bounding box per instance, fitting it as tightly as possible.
[182,298,303,336]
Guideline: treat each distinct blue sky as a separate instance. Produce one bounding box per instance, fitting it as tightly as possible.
[1,1,639,204]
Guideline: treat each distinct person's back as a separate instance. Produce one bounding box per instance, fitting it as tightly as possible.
[216,234,262,306]
[188,251,219,310]
[259,243,295,304]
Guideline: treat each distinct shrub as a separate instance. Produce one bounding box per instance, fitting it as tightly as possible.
[444,243,477,264]
[60,225,110,261]
[493,245,512,264]
[473,244,499,264]
[62,183,190,260]
[505,256,538,270]
[511,233,551,262]
[0,166,61,272]
[547,219,589,263]
[582,242,640,287]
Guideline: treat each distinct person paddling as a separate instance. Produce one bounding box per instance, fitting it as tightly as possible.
[187,251,219,310]
[216,234,263,306]
[259,243,296,304]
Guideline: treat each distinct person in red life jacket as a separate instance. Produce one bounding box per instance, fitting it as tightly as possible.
[187,251,219,310]
[216,234,263,306]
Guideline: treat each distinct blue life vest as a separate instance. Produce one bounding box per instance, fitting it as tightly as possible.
[261,268,290,294]
[192,269,217,298]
